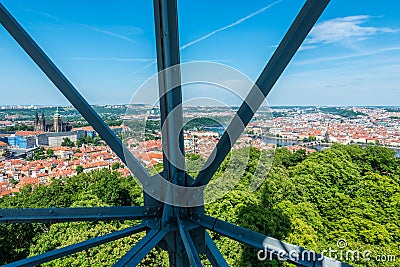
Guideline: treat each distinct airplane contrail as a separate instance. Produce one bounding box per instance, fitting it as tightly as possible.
[180,0,283,50]
[133,0,283,74]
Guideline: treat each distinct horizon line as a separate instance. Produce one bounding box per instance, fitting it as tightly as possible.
[0,104,399,108]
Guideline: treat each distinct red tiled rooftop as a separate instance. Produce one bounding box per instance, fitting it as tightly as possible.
[72,126,95,132]
[15,131,44,136]
[0,190,11,197]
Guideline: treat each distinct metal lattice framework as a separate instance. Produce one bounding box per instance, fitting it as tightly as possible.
[0,1,353,266]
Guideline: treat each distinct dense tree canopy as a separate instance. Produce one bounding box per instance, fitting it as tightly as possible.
[0,144,398,266]
[61,138,75,148]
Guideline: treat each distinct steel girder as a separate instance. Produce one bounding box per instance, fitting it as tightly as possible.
[152,1,194,266]
[2,224,147,267]
[114,229,168,266]
[0,0,353,266]
[205,233,229,267]
[195,214,353,267]
[0,206,160,223]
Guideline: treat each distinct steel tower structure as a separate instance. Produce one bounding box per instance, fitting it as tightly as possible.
[0,1,352,266]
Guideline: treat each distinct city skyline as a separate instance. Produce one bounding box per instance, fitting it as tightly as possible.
[0,0,399,106]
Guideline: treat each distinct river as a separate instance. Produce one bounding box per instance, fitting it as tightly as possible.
[206,126,400,157]
[261,136,400,157]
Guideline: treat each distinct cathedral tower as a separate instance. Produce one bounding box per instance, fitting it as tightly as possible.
[54,107,62,132]
[34,111,39,131]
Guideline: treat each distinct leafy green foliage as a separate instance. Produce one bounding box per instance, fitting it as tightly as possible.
[183,117,222,130]
[320,107,366,118]
[111,162,121,170]
[76,136,103,147]
[76,165,83,174]
[3,123,34,132]
[29,146,54,161]
[204,145,399,266]
[61,138,75,148]
[46,149,54,156]
[29,192,168,267]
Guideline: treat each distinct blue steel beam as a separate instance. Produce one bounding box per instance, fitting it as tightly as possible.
[205,233,229,267]
[153,1,195,266]
[177,217,203,267]
[3,224,147,267]
[195,215,353,267]
[0,3,151,183]
[0,206,160,223]
[192,0,330,187]
[113,229,167,266]
[153,0,185,184]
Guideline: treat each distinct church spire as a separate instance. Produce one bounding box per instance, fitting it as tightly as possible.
[34,111,39,131]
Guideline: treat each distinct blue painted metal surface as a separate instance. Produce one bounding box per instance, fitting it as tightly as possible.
[153,0,186,184]
[205,233,229,267]
[0,206,160,223]
[114,229,168,267]
[177,217,202,267]
[3,224,147,267]
[152,1,201,266]
[195,214,353,267]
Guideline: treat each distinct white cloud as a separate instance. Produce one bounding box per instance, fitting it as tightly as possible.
[295,45,400,65]
[306,15,398,45]
[298,45,317,51]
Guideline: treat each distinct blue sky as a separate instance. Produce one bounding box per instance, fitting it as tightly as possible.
[0,0,399,106]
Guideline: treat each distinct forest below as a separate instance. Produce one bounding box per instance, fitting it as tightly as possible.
[0,144,399,266]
